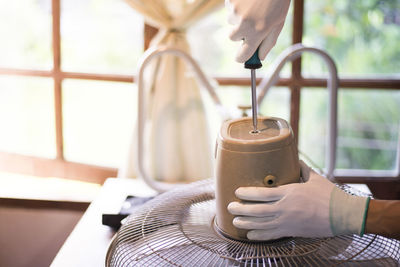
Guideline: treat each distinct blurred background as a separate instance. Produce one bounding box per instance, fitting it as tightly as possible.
[0,0,399,175]
[0,0,399,266]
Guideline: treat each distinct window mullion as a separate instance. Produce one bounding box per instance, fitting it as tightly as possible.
[52,0,64,160]
[290,0,304,143]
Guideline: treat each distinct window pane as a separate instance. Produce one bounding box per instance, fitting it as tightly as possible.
[187,3,293,77]
[0,76,56,158]
[0,0,52,69]
[61,0,143,74]
[258,87,291,121]
[303,0,400,76]
[62,79,136,167]
[214,86,290,120]
[299,88,400,171]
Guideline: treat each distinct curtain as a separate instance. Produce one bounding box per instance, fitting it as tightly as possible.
[119,0,223,183]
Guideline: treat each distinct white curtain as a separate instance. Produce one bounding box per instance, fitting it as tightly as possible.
[119,0,223,183]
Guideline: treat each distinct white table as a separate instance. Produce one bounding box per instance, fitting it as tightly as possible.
[51,178,157,267]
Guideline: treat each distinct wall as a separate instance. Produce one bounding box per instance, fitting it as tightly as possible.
[0,206,84,267]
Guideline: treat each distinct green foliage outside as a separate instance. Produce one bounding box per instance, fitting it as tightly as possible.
[304,0,400,75]
[0,0,399,171]
[300,0,400,170]
[0,0,52,69]
[300,89,399,171]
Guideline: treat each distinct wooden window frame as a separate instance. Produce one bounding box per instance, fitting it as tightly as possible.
[0,0,399,197]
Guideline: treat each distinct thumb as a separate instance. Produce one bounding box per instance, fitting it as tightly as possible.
[299,160,312,182]
[300,160,329,183]
[299,160,317,182]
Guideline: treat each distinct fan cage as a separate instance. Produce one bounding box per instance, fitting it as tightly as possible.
[106,179,400,266]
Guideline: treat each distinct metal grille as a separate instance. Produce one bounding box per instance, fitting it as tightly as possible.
[106,179,400,266]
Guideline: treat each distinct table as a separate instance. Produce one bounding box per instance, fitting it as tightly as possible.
[51,178,157,267]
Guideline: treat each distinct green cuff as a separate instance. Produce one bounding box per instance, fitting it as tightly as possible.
[330,187,369,236]
[359,197,371,236]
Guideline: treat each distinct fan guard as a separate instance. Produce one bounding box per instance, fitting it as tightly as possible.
[106,179,400,266]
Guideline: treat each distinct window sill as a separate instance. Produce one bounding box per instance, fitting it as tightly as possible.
[0,171,102,203]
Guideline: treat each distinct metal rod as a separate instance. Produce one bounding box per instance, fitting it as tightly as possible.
[250,69,258,132]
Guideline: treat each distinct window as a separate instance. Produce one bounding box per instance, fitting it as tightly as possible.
[0,0,143,182]
[0,76,55,158]
[0,0,399,185]
[300,0,400,180]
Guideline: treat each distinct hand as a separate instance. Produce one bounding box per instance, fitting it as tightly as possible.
[225,0,290,63]
[228,161,370,240]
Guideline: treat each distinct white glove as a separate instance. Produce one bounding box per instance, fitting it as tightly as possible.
[225,0,290,63]
[228,161,370,240]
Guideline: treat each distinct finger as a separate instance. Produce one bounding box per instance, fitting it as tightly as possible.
[227,201,278,217]
[233,216,278,230]
[235,40,261,63]
[258,22,284,60]
[247,229,288,241]
[235,186,286,202]
[229,23,245,41]
[230,23,262,62]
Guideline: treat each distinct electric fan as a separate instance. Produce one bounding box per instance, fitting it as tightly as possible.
[106,179,400,266]
[106,45,400,266]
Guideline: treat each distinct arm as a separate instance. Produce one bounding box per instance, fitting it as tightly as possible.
[228,161,399,241]
[366,199,400,240]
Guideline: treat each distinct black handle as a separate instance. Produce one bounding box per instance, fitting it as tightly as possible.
[244,48,262,69]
